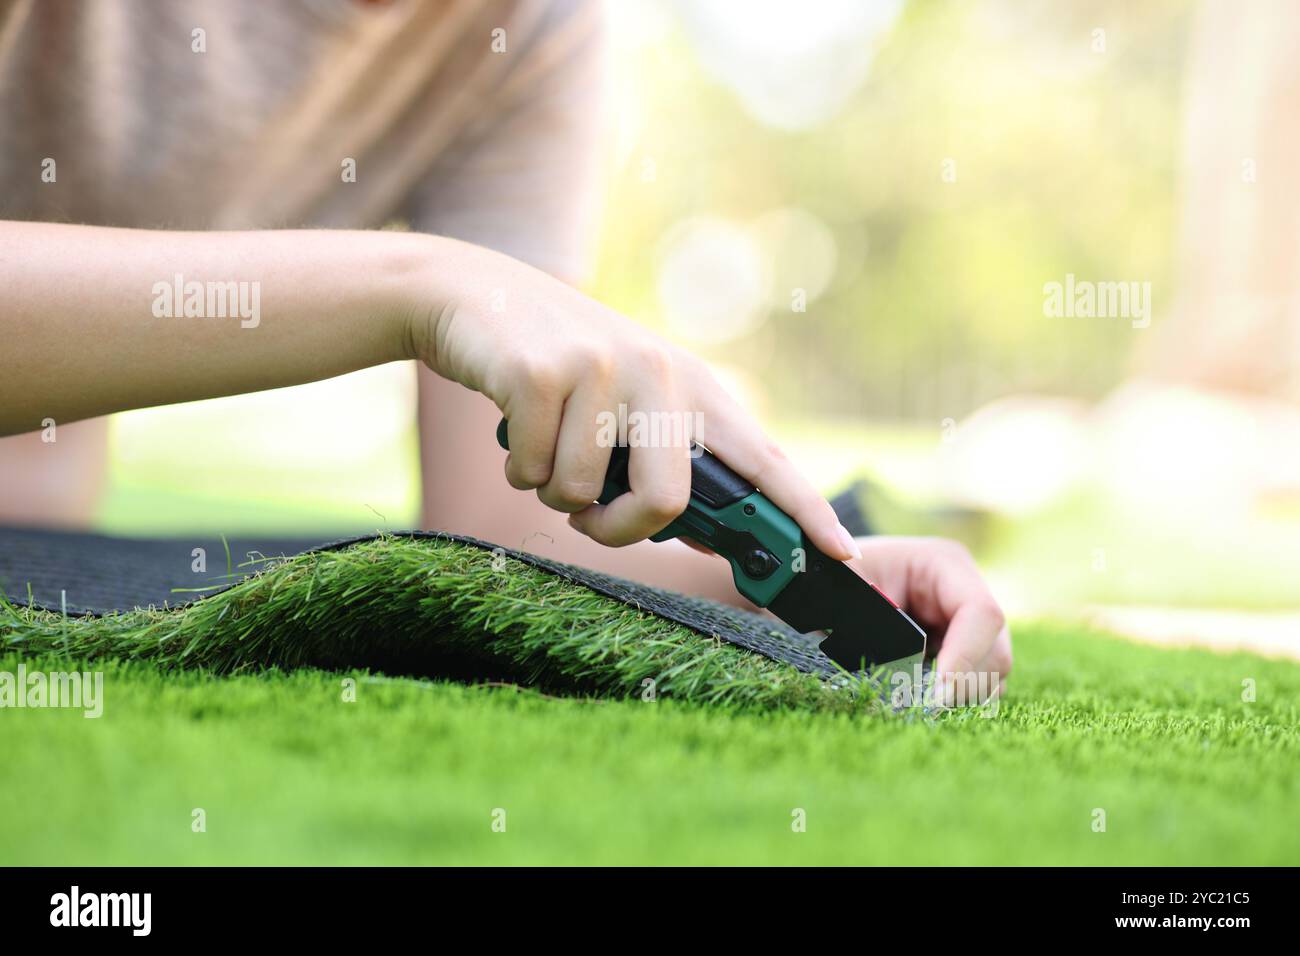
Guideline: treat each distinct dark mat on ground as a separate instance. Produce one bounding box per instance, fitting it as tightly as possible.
[0,527,322,614]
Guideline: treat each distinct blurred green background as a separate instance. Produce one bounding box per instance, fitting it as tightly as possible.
[99,0,1300,622]
[589,0,1184,419]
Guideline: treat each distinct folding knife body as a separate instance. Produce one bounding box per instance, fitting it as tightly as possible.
[496,419,925,673]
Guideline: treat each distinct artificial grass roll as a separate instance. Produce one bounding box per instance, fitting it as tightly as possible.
[0,535,871,712]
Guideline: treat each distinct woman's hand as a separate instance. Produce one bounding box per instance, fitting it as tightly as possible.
[409,239,862,561]
[849,536,1012,704]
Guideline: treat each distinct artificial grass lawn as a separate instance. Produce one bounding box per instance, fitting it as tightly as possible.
[1,537,1297,865]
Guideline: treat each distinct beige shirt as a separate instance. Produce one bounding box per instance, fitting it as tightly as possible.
[0,0,605,281]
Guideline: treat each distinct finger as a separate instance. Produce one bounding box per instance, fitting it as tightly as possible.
[988,624,1013,689]
[933,622,1010,707]
[569,392,693,546]
[537,389,615,514]
[927,554,1006,696]
[852,537,918,607]
[692,386,858,562]
[503,388,567,491]
[852,536,1009,704]
[568,442,692,546]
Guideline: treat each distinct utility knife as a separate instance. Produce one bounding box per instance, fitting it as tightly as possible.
[496,418,926,672]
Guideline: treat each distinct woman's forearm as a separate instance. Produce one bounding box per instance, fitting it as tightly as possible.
[0,221,439,435]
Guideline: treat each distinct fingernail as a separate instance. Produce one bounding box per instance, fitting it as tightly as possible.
[835,524,862,561]
[936,674,955,709]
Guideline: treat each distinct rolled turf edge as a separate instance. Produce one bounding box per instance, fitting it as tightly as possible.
[0,535,882,713]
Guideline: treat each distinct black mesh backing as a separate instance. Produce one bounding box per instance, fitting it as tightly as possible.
[0,526,841,676]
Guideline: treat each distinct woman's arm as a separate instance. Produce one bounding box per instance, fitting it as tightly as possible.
[0,221,422,433]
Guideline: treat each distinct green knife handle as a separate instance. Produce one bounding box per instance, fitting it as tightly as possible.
[495,417,802,607]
